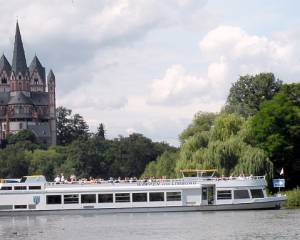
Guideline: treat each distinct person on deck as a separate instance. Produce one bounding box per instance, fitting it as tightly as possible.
[54,175,60,183]
[60,173,65,183]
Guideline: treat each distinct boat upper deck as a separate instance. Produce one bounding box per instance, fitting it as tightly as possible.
[44,176,267,192]
[0,175,267,193]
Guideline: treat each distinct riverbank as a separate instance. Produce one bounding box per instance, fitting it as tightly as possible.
[283,188,300,208]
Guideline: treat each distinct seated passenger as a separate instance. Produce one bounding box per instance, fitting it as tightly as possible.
[70,174,76,182]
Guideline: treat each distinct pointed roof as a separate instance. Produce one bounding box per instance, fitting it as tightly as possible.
[8,91,33,105]
[12,22,28,75]
[0,54,12,74]
[47,69,55,82]
[29,55,45,81]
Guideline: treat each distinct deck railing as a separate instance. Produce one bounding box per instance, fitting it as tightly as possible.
[45,176,266,187]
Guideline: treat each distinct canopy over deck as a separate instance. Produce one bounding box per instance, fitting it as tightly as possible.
[180,169,218,178]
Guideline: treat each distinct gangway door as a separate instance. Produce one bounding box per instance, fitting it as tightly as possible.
[201,185,215,205]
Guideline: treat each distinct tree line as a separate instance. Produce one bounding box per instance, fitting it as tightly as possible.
[0,107,176,181]
[143,73,300,188]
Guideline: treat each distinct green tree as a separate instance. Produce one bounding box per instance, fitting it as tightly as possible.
[155,151,178,178]
[172,114,273,178]
[26,148,66,180]
[56,106,73,145]
[7,129,37,145]
[180,112,217,143]
[142,151,178,179]
[210,114,244,141]
[63,138,107,178]
[225,73,282,117]
[103,133,175,178]
[71,113,89,140]
[0,144,29,178]
[56,106,89,145]
[96,123,106,139]
[252,83,300,187]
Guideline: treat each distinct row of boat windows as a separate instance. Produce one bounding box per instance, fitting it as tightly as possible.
[217,189,264,200]
[0,186,41,191]
[46,192,182,205]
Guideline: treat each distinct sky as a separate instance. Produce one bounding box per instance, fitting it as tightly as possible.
[0,0,300,146]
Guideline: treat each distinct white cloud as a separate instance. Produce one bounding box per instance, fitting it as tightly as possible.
[199,25,300,78]
[0,0,207,45]
[147,56,229,106]
[207,56,228,88]
[147,64,208,105]
[197,25,300,101]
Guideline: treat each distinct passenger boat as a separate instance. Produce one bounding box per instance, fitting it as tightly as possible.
[0,170,287,215]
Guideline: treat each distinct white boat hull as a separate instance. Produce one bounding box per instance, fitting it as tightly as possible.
[0,196,286,216]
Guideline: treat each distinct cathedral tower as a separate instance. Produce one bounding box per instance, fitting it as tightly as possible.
[0,22,57,146]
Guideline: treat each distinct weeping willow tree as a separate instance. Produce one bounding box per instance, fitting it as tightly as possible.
[142,112,273,179]
[175,113,273,179]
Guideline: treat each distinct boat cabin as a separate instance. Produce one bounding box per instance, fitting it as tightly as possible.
[0,173,286,214]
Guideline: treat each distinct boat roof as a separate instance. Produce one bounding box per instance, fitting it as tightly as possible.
[180,169,218,173]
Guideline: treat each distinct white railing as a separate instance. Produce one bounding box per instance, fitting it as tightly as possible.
[45,176,266,187]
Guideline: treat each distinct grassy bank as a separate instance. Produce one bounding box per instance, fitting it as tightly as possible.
[283,188,300,209]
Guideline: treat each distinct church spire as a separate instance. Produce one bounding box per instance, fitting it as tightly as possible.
[47,69,55,83]
[12,21,27,75]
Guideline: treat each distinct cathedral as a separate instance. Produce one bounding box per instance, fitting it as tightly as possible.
[0,22,56,146]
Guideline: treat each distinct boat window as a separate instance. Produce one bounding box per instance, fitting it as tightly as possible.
[217,190,232,200]
[234,190,250,199]
[29,186,41,190]
[0,186,12,190]
[250,189,264,198]
[166,192,181,201]
[64,194,79,204]
[47,195,62,204]
[149,192,164,202]
[14,186,27,190]
[98,194,113,203]
[0,205,13,210]
[115,193,130,203]
[132,193,147,202]
[81,194,96,204]
[14,205,27,209]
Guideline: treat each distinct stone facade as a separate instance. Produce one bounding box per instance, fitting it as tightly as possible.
[0,22,56,146]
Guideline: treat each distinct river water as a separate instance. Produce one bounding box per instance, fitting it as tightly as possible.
[0,209,299,240]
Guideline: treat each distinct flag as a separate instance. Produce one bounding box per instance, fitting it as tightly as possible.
[280,168,284,176]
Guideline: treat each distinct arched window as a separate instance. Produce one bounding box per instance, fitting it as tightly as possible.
[34,78,39,85]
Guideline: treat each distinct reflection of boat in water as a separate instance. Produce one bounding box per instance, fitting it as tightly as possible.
[0,170,287,215]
